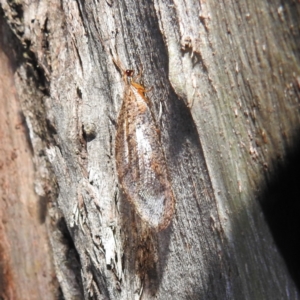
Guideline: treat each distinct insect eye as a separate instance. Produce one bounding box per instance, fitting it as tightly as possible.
[125,69,134,77]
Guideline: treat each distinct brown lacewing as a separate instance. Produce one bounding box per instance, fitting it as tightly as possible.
[112,50,175,231]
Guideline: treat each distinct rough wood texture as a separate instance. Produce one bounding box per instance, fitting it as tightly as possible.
[1,0,300,299]
[0,14,58,300]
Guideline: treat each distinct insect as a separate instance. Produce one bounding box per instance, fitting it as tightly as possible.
[111,49,175,231]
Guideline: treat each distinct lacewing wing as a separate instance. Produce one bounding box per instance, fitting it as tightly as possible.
[114,63,175,230]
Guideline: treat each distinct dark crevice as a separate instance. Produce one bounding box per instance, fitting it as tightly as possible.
[261,136,300,291]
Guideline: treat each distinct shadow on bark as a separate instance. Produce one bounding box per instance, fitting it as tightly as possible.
[261,132,300,291]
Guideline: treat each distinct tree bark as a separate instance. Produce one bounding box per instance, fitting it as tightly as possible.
[1,0,300,299]
[0,13,58,300]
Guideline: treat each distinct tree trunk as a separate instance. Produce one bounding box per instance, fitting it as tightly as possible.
[0,12,60,300]
[1,0,300,299]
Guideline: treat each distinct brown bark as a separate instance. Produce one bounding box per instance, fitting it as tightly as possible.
[0,15,58,300]
[1,0,300,299]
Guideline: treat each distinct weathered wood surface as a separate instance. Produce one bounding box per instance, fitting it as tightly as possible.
[0,15,58,299]
[1,0,300,299]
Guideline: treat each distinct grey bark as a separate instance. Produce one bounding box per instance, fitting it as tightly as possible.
[1,0,300,299]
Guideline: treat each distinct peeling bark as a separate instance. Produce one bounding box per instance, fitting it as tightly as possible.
[0,14,58,300]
